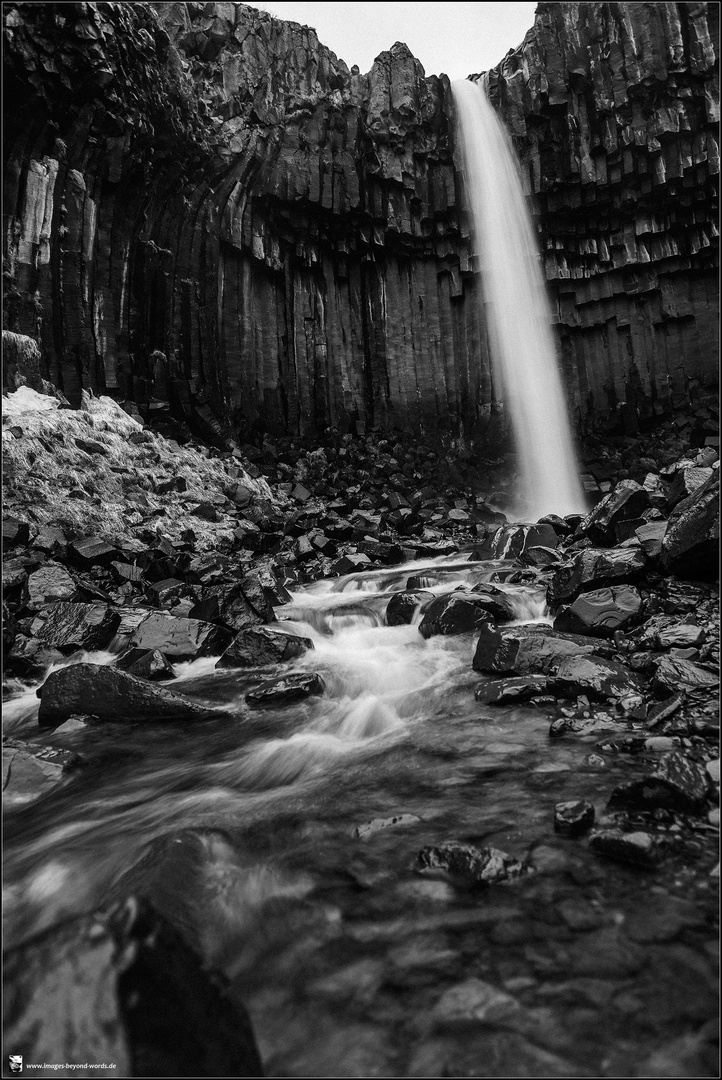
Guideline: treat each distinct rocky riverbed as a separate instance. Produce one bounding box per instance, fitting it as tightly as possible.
[2,385,719,1078]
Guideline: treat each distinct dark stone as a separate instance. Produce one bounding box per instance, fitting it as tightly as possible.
[475,676,549,705]
[661,472,719,579]
[292,483,312,503]
[538,514,574,536]
[646,693,685,727]
[634,520,668,558]
[22,562,78,612]
[548,547,647,607]
[245,671,325,708]
[468,584,517,620]
[116,648,177,681]
[111,560,144,584]
[554,800,595,836]
[216,627,313,669]
[418,593,508,638]
[579,480,650,544]
[488,523,559,560]
[2,517,30,551]
[553,585,643,638]
[37,663,219,727]
[129,613,232,660]
[665,465,714,508]
[191,501,221,521]
[146,577,189,606]
[385,590,430,626]
[30,602,120,652]
[68,536,119,569]
[588,829,665,868]
[416,842,528,885]
[608,751,710,814]
[552,654,643,700]
[2,897,263,1078]
[331,553,373,575]
[652,655,719,696]
[472,623,603,676]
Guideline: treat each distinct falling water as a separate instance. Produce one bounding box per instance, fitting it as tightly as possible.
[452,78,586,520]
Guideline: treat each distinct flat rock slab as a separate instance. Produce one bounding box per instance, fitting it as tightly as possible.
[129,612,232,660]
[30,601,120,652]
[475,676,549,705]
[245,671,325,709]
[354,813,422,840]
[3,738,82,808]
[416,842,528,886]
[23,562,77,611]
[652,655,719,695]
[553,585,642,638]
[472,623,608,677]
[2,897,263,1078]
[37,663,219,727]
[216,627,313,670]
[552,654,643,699]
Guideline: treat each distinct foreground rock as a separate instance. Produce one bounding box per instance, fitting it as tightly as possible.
[2,897,263,1077]
[37,664,220,727]
[661,472,719,579]
[3,738,82,808]
[472,623,611,677]
[548,547,646,607]
[553,585,643,638]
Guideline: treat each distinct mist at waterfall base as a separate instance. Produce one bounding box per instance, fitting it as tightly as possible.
[452,78,587,522]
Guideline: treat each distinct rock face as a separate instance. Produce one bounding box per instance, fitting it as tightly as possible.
[3,2,718,442]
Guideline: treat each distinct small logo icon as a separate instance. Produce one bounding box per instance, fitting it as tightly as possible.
[8,1056,23,1074]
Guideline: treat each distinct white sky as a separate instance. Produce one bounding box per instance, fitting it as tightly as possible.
[248,2,539,80]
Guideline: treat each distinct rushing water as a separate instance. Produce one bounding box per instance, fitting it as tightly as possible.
[452,78,586,521]
[3,555,718,1076]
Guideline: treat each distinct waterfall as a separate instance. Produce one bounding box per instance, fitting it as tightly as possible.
[452,78,586,521]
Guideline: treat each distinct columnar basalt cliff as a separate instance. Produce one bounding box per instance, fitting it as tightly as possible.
[485,1,719,431]
[3,2,718,445]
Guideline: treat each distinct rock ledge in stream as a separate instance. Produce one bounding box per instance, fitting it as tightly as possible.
[2,896,264,1078]
[37,664,219,727]
[416,842,529,886]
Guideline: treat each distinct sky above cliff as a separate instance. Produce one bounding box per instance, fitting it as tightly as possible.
[250,2,538,80]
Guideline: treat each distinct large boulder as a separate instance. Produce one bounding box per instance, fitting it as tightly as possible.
[551,654,643,699]
[216,627,313,669]
[548,547,647,608]
[2,897,263,1077]
[579,480,650,545]
[418,593,511,638]
[245,671,325,708]
[37,663,219,727]
[472,623,605,676]
[128,613,232,660]
[552,585,643,638]
[22,562,78,612]
[486,523,559,560]
[29,602,120,652]
[661,472,719,580]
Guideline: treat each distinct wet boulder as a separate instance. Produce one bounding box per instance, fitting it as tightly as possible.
[22,562,78,612]
[384,590,430,626]
[416,842,528,886]
[37,663,219,727]
[128,613,232,660]
[552,654,643,700]
[487,523,559,560]
[116,648,177,681]
[475,676,549,705]
[68,536,119,570]
[608,751,711,814]
[245,671,325,708]
[418,593,504,638]
[554,800,595,837]
[652,655,719,696]
[2,517,31,551]
[664,465,714,508]
[553,585,643,638]
[468,584,518,620]
[660,472,719,580]
[579,480,650,545]
[216,628,313,669]
[472,623,603,677]
[548,547,647,608]
[588,829,665,868]
[2,897,263,1078]
[30,602,120,652]
[634,520,668,558]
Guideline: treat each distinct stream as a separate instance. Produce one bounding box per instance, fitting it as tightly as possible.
[3,554,718,1077]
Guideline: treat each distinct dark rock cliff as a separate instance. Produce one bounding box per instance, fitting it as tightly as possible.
[3,2,718,445]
